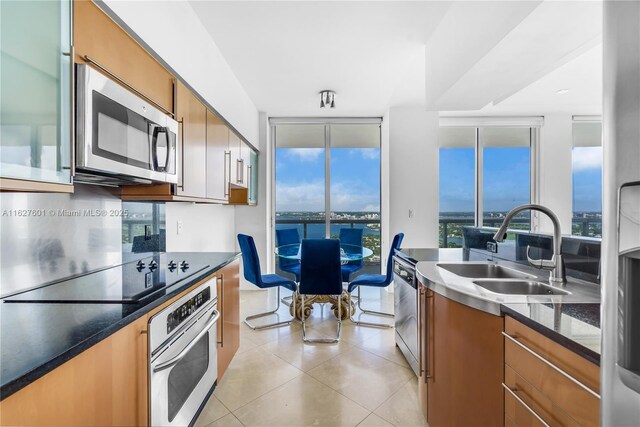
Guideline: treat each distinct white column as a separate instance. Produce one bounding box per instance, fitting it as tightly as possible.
[538,114,573,234]
[387,107,440,249]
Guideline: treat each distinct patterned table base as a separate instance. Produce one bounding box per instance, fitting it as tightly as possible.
[289,290,354,320]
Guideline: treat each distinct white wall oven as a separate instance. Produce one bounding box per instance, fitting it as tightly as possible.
[149,279,219,427]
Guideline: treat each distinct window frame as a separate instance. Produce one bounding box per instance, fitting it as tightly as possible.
[438,121,540,247]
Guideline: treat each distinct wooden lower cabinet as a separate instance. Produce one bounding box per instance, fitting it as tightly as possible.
[0,316,149,427]
[418,285,504,427]
[0,263,241,426]
[216,260,240,379]
[504,316,600,427]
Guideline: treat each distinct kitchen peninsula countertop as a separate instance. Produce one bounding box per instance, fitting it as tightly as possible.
[0,252,240,400]
[397,248,601,364]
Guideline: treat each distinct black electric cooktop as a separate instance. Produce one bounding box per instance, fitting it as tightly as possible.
[3,254,210,304]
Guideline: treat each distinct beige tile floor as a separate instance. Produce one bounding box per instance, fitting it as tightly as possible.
[195,288,427,427]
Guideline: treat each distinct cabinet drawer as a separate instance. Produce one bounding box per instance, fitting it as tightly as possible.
[504,319,600,427]
[504,386,549,427]
[505,317,599,392]
[505,366,580,427]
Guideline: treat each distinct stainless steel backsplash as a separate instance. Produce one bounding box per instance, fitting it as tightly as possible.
[0,185,125,297]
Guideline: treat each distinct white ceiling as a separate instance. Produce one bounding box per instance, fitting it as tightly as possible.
[189,0,603,117]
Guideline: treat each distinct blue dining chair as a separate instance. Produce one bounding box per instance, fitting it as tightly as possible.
[299,239,343,343]
[339,228,364,282]
[238,234,297,330]
[347,232,404,328]
[275,228,301,308]
[275,228,301,282]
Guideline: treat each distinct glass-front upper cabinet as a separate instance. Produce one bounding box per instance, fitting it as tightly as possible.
[0,0,73,189]
[248,149,258,205]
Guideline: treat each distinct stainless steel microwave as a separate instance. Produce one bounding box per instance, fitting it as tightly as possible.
[75,64,178,185]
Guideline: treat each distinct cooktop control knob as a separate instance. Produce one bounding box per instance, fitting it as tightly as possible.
[180,261,190,272]
[148,260,158,272]
[168,260,177,272]
[136,260,146,272]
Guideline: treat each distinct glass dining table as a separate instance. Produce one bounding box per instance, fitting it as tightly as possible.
[275,243,374,320]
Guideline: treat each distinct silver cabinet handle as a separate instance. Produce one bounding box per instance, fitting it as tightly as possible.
[417,285,423,377]
[502,383,551,427]
[224,151,231,197]
[247,165,252,200]
[502,332,600,399]
[153,310,220,372]
[177,118,185,190]
[236,158,244,184]
[217,275,224,347]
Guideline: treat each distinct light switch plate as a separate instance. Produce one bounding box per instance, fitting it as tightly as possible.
[409,209,415,219]
[177,220,183,235]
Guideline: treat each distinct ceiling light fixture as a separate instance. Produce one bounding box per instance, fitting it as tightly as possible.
[556,88,570,95]
[319,90,336,108]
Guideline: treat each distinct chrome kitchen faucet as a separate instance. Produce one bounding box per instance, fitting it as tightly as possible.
[493,204,567,285]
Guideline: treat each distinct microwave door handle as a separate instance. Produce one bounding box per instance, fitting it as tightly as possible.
[153,310,220,373]
[152,127,170,172]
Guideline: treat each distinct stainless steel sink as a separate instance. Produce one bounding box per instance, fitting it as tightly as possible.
[437,263,534,280]
[473,280,570,296]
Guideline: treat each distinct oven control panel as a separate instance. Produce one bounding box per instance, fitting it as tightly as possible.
[166,286,211,334]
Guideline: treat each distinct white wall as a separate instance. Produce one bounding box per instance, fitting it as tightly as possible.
[538,114,573,234]
[235,112,271,290]
[103,0,259,145]
[165,203,236,252]
[387,107,440,249]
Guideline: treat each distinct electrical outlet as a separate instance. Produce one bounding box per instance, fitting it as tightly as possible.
[177,220,183,235]
[409,209,415,219]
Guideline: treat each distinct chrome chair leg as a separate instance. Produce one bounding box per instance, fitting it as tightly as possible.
[348,290,393,328]
[302,294,341,343]
[244,287,294,330]
[281,294,293,307]
[357,286,394,317]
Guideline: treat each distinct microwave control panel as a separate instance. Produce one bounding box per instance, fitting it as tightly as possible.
[166,286,211,334]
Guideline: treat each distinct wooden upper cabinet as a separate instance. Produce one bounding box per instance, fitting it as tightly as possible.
[206,110,230,202]
[228,132,246,188]
[73,0,174,114]
[176,81,207,199]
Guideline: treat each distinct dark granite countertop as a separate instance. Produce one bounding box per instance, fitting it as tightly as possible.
[396,248,601,365]
[501,302,601,365]
[0,252,240,400]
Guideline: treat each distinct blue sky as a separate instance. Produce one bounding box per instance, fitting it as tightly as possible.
[276,144,602,214]
[276,147,380,212]
[439,146,603,213]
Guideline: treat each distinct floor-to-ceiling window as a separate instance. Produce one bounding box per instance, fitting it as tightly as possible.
[438,125,535,248]
[572,121,602,237]
[273,120,382,276]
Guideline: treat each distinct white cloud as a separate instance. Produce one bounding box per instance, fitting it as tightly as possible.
[285,148,323,162]
[276,180,380,212]
[573,147,602,171]
[360,148,380,160]
[276,180,325,211]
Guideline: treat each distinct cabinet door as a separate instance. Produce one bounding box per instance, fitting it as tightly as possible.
[0,0,73,188]
[206,110,230,202]
[176,82,206,198]
[417,284,429,420]
[217,260,240,379]
[73,0,173,114]
[426,291,503,427]
[229,132,247,188]
[248,149,258,204]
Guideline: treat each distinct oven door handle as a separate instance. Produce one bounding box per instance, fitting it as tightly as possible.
[153,310,220,373]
